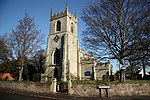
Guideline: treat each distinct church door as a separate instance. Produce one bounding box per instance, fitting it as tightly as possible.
[54,68,58,80]
[54,48,60,65]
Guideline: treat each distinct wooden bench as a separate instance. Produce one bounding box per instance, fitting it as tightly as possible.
[97,86,110,97]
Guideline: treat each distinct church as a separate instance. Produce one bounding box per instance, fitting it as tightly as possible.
[41,4,112,82]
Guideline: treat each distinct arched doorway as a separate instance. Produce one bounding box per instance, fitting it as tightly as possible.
[54,48,60,65]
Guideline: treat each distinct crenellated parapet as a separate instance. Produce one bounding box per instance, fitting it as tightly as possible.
[68,12,78,22]
[50,10,66,21]
[50,3,77,21]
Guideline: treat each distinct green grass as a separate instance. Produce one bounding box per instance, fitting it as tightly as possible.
[107,79,150,84]
[72,80,103,84]
[72,79,150,84]
[125,79,150,83]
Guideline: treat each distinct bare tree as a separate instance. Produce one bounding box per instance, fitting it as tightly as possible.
[137,22,150,79]
[81,0,150,82]
[0,36,8,63]
[7,13,45,81]
[33,49,45,73]
[128,18,150,79]
[30,49,45,81]
[0,34,14,65]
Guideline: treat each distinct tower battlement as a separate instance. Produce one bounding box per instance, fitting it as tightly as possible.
[50,4,77,21]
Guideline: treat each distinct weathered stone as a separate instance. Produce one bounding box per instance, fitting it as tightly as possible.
[68,82,150,97]
[0,81,53,94]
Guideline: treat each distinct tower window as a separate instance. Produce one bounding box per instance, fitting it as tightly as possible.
[71,23,74,33]
[56,20,61,31]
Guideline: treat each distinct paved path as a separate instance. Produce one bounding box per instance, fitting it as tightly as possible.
[0,88,150,100]
[0,92,50,100]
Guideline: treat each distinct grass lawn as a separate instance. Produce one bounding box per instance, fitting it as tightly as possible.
[124,79,150,83]
[72,80,102,84]
[72,79,150,84]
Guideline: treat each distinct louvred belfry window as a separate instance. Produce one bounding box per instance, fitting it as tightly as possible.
[56,20,61,31]
[71,23,74,33]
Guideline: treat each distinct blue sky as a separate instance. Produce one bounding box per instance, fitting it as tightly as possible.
[0,0,119,72]
[0,0,90,43]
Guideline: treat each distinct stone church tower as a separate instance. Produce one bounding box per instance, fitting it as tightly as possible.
[41,4,112,82]
[41,4,79,82]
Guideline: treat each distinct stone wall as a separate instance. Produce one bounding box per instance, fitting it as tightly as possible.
[109,83,150,96]
[68,82,150,97]
[68,83,99,96]
[0,81,54,94]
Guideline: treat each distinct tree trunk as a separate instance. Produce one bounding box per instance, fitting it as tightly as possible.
[119,69,126,82]
[119,70,122,82]
[122,69,126,82]
[119,60,126,82]
[130,61,134,80]
[18,56,25,81]
[19,66,23,81]
[142,59,146,79]
[131,67,133,79]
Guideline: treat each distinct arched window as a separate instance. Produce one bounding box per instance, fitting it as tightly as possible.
[56,20,61,31]
[71,23,74,33]
[54,48,60,64]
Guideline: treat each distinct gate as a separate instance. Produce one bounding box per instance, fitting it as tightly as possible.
[57,81,68,92]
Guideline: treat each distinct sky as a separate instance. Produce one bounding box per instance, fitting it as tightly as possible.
[0,0,89,42]
[0,0,119,72]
